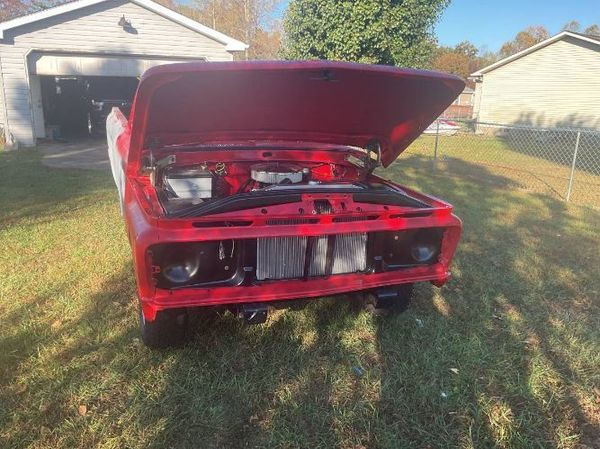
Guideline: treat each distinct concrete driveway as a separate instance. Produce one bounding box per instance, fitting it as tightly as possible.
[39,138,109,170]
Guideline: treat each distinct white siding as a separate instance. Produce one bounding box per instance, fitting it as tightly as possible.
[477,37,600,129]
[0,0,234,145]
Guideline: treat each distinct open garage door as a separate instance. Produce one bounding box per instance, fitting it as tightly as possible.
[40,76,139,139]
[28,52,203,139]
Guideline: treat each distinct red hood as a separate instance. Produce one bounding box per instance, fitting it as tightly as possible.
[128,61,464,168]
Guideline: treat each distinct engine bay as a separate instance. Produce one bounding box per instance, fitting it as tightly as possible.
[146,151,429,217]
[142,153,443,291]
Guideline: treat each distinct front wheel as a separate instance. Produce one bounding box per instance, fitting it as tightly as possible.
[139,304,190,349]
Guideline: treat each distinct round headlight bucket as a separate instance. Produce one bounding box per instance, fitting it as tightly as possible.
[410,242,438,263]
[409,229,442,264]
[162,249,200,284]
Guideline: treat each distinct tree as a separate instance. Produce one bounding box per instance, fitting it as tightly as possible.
[432,51,469,77]
[477,48,498,68]
[432,43,473,79]
[0,0,28,21]
[0,0,69,21]
[430,41,495,85]
[251,26,282,59]
[498,25,549,59]
[584,24,600,36]
[185,0,283,59]
[281,0,450,68]
[562,20,581,32]
[454,41,478,59]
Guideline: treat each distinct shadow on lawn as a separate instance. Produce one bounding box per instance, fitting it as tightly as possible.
[2,153,599,448]
[0,265,140,447]
[502,111,600,178]
[377,155,600,448]
[0,148,112,226]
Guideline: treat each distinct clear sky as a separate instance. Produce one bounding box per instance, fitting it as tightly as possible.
[436,0,600,51]
[274,1,600,52]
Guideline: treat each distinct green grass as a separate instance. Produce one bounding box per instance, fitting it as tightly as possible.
[1,148,600,449]
[407,133,600,207]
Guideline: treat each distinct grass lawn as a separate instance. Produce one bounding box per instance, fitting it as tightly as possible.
[1,148,600,449]
[407,133,600,207]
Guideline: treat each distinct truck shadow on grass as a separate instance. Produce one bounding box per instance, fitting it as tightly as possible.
[1,153,599,448]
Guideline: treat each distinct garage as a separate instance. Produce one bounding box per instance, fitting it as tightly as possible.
[39,75,137,139]
[0,0,247,147]
[30,51,190,139]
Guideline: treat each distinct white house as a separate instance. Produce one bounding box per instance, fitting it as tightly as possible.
[0,0,247,146]
[471,31,600,129]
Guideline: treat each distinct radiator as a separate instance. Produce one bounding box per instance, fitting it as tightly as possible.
[256,233,367,281]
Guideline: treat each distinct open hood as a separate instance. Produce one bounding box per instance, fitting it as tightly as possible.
[128,61,464,168]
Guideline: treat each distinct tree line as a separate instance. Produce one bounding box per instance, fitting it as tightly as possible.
[2,0,598,82]
[433,21,600,84]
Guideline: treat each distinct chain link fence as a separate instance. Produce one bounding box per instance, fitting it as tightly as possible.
[403,118,600,208]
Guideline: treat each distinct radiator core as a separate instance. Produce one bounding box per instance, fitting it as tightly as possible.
[256,233,367,281]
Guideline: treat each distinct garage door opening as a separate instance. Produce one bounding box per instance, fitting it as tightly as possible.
[40,76,138,139]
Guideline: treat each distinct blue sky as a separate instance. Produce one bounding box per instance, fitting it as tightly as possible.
[436,0,600,51]
[274,1,600,52]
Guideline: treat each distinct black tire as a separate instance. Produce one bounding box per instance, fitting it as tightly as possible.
[367,284,414,315]
[139,304,190,349]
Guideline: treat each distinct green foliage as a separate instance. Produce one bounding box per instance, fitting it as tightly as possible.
[281,0,450,68]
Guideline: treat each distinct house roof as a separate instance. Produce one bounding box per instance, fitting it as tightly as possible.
[471,31,600,77]
[569,31,600,43]
[0,0,248,51]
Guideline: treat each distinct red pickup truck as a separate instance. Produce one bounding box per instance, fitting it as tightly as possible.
[107,61,463,348]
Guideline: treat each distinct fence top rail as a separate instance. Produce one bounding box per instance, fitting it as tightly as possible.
[439,118,600,135]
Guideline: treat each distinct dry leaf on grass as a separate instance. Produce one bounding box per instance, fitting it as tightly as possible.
[39,403,51,413]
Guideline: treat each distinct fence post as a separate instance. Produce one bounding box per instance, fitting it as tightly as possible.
[433,119,440,172]
[566,131,581,202]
